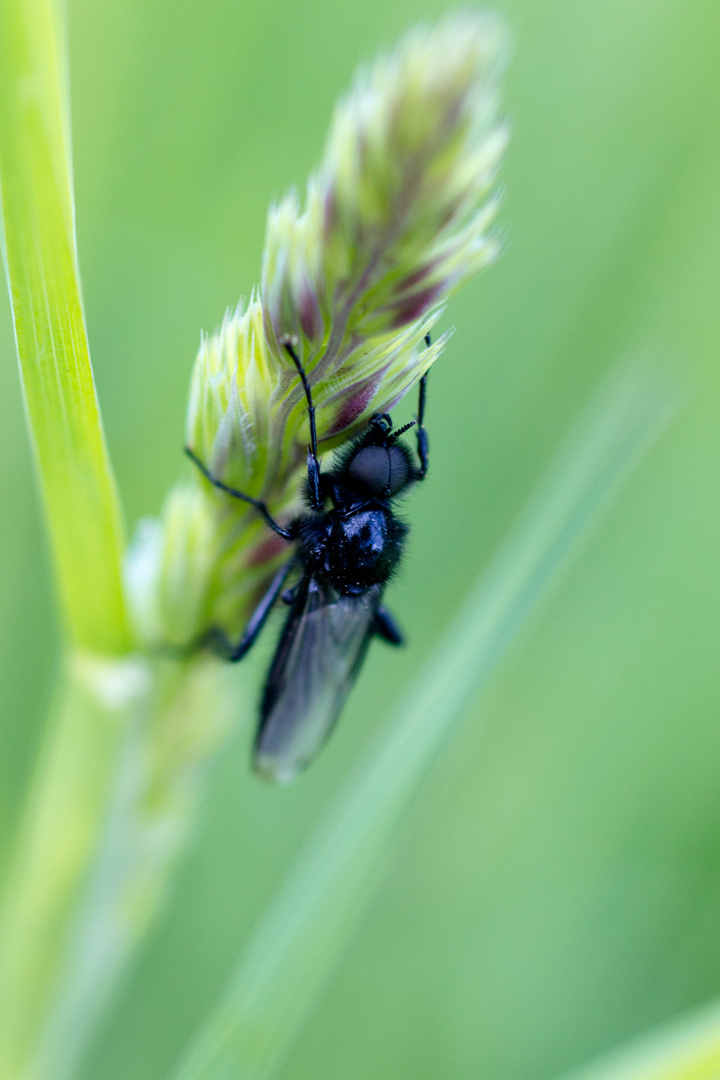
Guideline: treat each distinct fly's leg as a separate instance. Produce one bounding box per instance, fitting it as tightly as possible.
[203,561,295,662]
[374,606,404,646]
[416,373,428,478]
[281,335,323,511]
[415,332,431,480]
[184,447,291,539]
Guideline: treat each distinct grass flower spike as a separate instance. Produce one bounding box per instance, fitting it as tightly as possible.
[131,12,509,649]
[264,14,508,347]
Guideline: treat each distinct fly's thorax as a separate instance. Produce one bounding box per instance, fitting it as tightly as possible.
[325,506,406,594]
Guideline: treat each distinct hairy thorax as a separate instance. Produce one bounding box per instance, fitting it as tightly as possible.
[295,506,407,596]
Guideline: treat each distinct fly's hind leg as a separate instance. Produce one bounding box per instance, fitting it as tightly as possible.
[374,606,404,646]
[203,561,294,662]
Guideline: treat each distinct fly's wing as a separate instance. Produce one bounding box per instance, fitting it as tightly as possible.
[254,576,382,783]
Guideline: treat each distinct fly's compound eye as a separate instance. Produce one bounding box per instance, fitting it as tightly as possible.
[386,444,410,495]
[348,444,409,496]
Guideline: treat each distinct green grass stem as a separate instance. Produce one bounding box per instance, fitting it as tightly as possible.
[0,659,145,1079]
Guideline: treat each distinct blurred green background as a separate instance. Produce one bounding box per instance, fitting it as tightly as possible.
[2,0,720,1077]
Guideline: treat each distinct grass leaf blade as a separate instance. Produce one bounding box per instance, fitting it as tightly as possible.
[0,0,130,652]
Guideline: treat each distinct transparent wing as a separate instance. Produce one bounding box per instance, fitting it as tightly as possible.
[254,576,382,783]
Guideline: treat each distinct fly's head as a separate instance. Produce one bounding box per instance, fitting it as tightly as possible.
[330,413,416,504]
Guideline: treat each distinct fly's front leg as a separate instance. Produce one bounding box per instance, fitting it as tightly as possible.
[281,336,323,511]
[185,447,292,539]
[415,333,431,480]
[203,561,294,662]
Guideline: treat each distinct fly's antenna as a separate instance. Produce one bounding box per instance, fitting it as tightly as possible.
[389,420,416,441]
[281,335,322,510]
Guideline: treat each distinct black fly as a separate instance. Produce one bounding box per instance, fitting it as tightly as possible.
[185,335,430,783]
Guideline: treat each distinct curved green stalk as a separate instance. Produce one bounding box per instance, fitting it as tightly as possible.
[0,0,159,1072]
[0,0,130,653]
[0,659,145,1080]
[0,652,244,1080]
